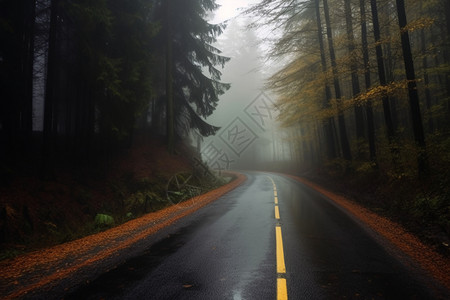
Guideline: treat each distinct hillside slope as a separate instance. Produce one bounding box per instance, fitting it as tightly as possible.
[0,136,196,259]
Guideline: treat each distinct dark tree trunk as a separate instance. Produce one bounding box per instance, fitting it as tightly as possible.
[370,0,395,141]
[381,3,399,133]
[42,0,60,178]
[395,0,429,177]
[443,0,450,116]
[314,0,337,160]
[360,0,376,162]
[344,0,364,150]
[21,0,36,141]
[165,0,174,154]
[0,0,36,162]
[323,0,352,161]
[446,1,450,35]
[420,29,434,133]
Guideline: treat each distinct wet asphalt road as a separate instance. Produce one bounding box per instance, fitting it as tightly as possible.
[66,172,439,299]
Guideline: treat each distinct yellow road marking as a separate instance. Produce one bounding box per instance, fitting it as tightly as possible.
[268,176,288,299]
[276,226,286,273]
[275,205,280,220]
[277,278,288,300]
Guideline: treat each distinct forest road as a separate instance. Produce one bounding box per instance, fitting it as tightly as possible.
[64,171,443,299]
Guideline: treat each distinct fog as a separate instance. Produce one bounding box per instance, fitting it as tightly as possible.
[199,10,294,173]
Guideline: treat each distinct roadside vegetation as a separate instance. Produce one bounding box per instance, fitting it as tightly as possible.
[0,137,227,261]
[306,151,450,257]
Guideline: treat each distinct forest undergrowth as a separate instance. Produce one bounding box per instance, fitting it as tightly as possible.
[304,136,450,258]
[0,137,223,261]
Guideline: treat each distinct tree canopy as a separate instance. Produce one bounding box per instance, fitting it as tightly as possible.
[247,0,450,179]
[0,0,229,172]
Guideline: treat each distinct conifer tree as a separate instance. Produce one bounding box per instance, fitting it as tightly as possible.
[154,0,229,151]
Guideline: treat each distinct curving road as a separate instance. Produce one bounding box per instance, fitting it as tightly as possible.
[66,172,441,299]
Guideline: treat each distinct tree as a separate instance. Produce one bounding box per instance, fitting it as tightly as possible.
[370,0,395,145]
[42,0,60,176]
[165,0,175,153]
[154,0,229,151]
[359,0,376,162]
[1,0,228,180]
[0,0,36,160]
[344,0,364,157]
[37,0,160,168]
[314,0,336,160]
[395,0,429,176]
[323,0,352,161]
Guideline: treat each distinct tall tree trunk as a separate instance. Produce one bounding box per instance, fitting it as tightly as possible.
[0,1,36,161]
[420,29,433,133]
[314,0,336,160]
[395,0,429,177]
[443,0,450,116]
[360,0,376,163]
[381,3,399,133]
[344,0,365,158]
[370,0,395,141]
[446,0,450,37]
[42,0,59,178]
[323,0,352,161]
[165,0,174,154]
[21,0,36,140]
[151,97,158,131]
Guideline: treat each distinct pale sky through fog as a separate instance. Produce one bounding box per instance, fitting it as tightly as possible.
[212,0,260,23]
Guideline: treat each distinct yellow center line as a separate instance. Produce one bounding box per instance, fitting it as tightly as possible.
[277,278,288,300]
[268,176,288,299]
[276,226,286,274]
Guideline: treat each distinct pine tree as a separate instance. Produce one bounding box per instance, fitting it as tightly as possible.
[154,0,229,151]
